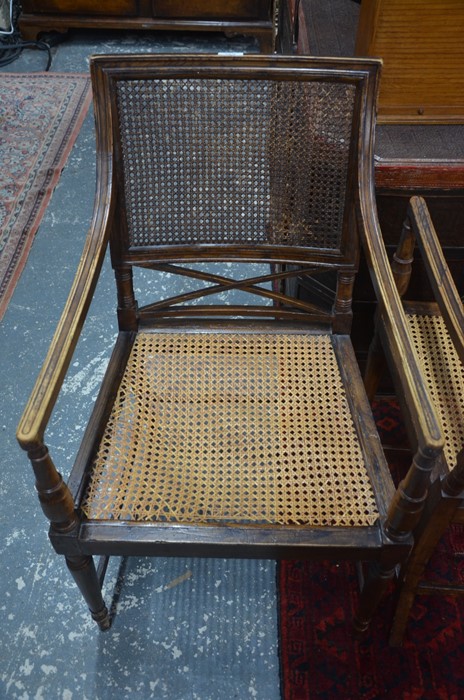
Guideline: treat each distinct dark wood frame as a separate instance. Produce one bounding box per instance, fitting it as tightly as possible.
[17,55,443,635]
[19,0,281,52]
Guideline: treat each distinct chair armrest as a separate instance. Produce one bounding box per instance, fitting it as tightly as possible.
[406,196,464,366]
[16,163,113,452]
[359,186,443,459]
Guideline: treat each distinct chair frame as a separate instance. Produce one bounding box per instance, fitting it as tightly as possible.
[367,196,464,645]
[17,56,443,634]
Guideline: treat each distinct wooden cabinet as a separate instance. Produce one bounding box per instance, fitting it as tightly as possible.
[19,0,279,52]
[22,0,138,15]
[153,1,269,20]
[355,0,464,124]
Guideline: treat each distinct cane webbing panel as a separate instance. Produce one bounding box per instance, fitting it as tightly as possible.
[80,332,379,526]
[115,78,355,250]
[407,313,464,469]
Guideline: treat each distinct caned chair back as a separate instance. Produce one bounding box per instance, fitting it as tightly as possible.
[93,57,377,274]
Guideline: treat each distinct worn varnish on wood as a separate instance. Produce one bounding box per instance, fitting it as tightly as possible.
[16,56,444,638]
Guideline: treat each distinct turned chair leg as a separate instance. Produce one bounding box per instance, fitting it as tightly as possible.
[24,445,111,631]
[354,560,396,633]
[389,456,464,645]
[66,555,111,631]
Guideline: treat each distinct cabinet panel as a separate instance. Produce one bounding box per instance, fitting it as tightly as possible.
[22,0,138,16]
[355,0,464,123]
[19,0,276,52]
[153,0,268,20]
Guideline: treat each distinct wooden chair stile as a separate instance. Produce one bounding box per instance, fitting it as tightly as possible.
[16,55,442,636]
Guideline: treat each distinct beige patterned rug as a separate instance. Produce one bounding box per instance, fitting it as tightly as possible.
[0,72,91,320]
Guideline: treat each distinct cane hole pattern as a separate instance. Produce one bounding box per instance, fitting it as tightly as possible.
[81,333,378,526]
[116,78,355,249]
[407,313,464,468]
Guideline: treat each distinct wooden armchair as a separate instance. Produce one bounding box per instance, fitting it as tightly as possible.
[366,196,464,645]
[17,55,442,634]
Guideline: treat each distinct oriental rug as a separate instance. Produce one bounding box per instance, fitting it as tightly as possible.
[279,398,464,700]
[0,72,92,320]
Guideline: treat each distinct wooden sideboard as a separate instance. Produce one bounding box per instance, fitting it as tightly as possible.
[19,0,280,52]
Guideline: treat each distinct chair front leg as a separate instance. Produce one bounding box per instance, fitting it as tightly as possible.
[28,443,79,532]
[28,443,110,630]
[390,449,464,645]
[66,555,111,631]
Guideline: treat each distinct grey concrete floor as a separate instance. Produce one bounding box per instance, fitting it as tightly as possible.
[0,30,281,700]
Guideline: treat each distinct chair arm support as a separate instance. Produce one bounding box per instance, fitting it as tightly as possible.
[406,196,464,366]
[358,188,443,460]
[16,164,113,452]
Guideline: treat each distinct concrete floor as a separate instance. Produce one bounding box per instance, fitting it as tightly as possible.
[0,29,281,700]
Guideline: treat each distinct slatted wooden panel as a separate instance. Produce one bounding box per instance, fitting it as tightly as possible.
[355,0,464,124]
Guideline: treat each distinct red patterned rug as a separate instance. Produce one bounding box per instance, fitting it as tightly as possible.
[279,398,464,699]
[0,72,92,320]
